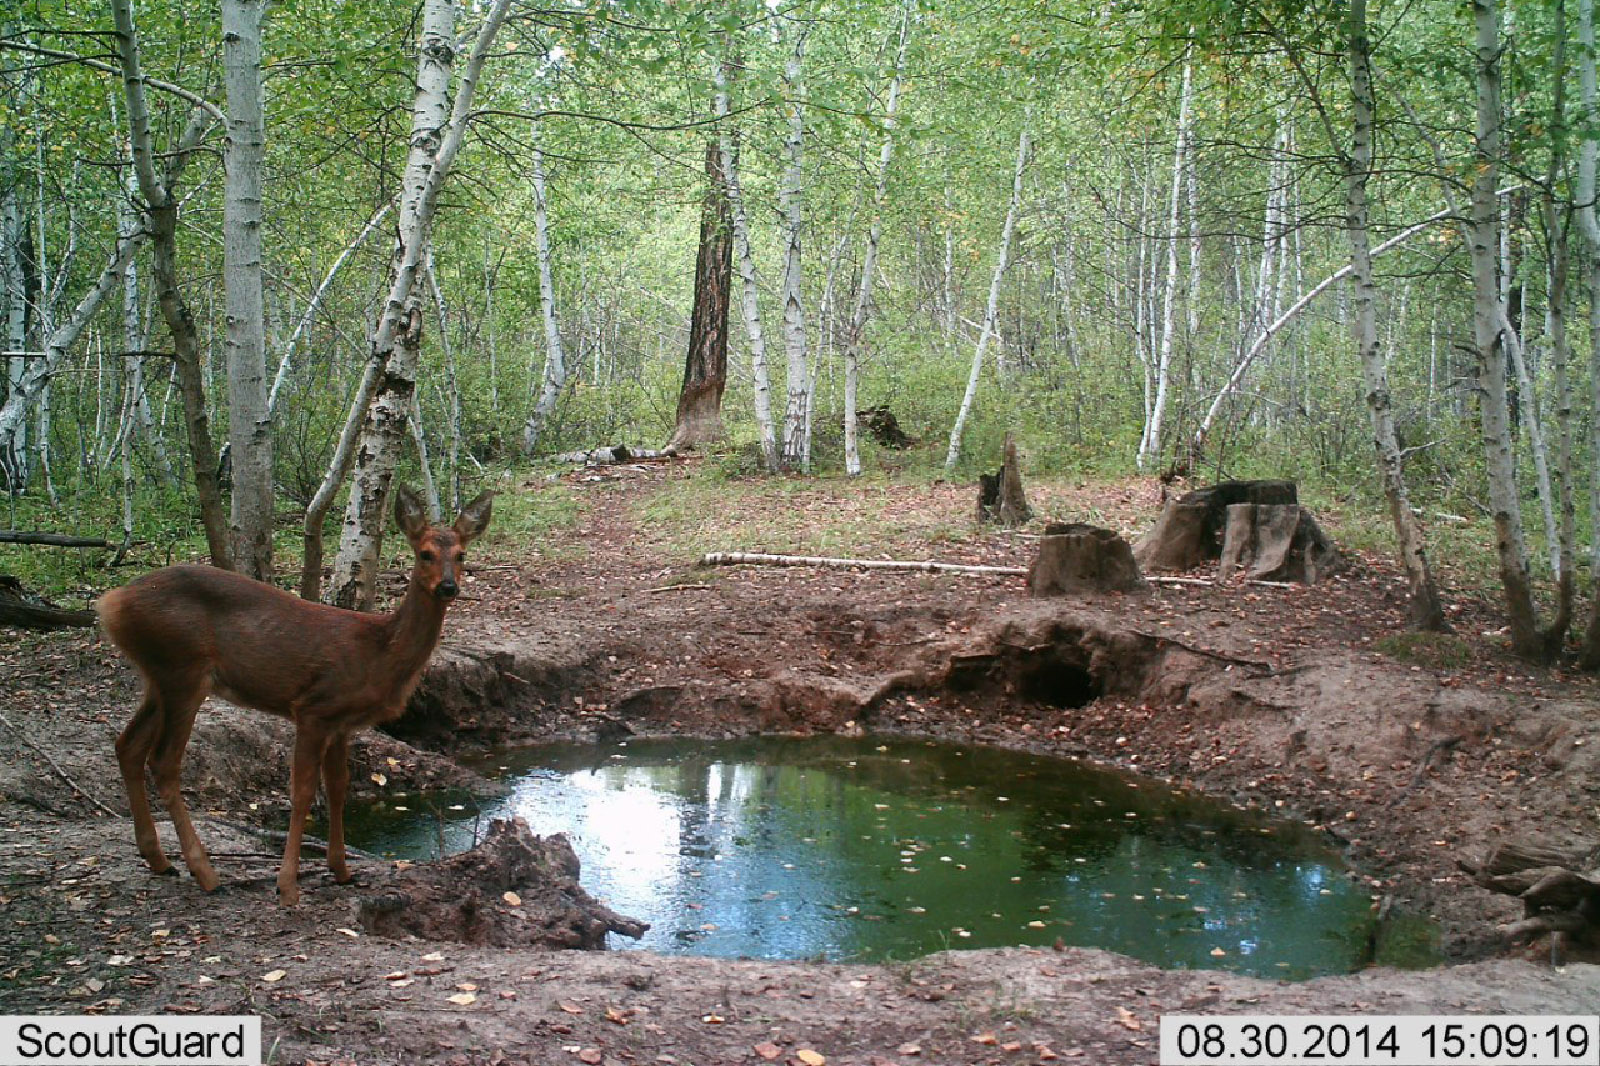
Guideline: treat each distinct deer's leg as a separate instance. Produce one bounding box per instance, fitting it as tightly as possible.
[279,722,332,905]
[321,732,352,884]
[116,689,173,876]
[147,685,219,892]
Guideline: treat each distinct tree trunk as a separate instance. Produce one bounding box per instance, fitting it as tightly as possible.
[945,123,1028,473]
[667,137,732,453]
[1576,0,1600,667]
[717,60,778,471]
[222,0,273,579]
[778,23,812,470]
[1346,0,1447,631]
[843,3,909,478]
[327,0,511,609]
[1139,59,1192,470]
[1468,0,1542,659]
[522,133,567,456]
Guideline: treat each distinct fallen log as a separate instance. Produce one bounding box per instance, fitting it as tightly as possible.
[0,531,122,547]
[699,551,1027,577]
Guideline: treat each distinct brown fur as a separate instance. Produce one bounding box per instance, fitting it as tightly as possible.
[100,486,492,904]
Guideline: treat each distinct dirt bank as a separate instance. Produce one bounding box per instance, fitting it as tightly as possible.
[2,465,1598,1065]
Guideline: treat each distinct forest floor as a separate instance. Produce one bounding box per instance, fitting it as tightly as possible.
[2,459,1599,1066]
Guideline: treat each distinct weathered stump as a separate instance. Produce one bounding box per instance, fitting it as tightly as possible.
[859,405,913,449]
[356,818,648,949]
[1028,524,1147,597]
[1217,503,1342,584]
[1461,839,1600,949]
[1133,480,1298,572]
[977,434,1031,527]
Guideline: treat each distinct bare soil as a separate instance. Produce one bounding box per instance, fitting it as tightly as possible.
[2,462,1598,1066]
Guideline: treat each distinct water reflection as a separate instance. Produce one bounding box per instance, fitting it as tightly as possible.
[343,736,1437,976]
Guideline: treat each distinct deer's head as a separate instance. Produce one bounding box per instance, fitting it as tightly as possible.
[395,485,494,602]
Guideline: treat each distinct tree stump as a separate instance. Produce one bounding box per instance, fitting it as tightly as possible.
[0,576,95,630]
[1028,523,1147,596]
[977,434,1031,526]
[1133,480,1298,571]
[1461,839,1600,948]
[1217,503,1342,584]
[859,405,912,449]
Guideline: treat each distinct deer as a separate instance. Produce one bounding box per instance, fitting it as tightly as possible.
[98,485,493,905]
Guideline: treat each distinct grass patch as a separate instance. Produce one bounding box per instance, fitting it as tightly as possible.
[1373,631,1475,670]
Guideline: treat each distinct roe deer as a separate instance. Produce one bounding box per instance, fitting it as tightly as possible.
[99,485,493,904]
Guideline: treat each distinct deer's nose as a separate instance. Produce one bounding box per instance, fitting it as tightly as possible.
[437,578,459,600]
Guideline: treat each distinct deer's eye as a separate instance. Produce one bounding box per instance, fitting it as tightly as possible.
[419,550,437,562]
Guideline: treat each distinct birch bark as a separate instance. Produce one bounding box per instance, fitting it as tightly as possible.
[327,0,511,608]
[1138,59,1192,470]
[944,123,1028,473]
[521,130,567,455]
[1467,0,1542,658]
[778,24,812,469]
[1346,0,1446,631]
[844,3,909,477]
[222,0,272,578]
[717,62,779,471]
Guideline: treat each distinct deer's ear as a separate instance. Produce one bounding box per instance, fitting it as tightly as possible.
[453,490,494,545]
[394,485,429,541]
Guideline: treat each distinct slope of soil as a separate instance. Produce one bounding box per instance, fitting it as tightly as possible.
[2,463,1597,1066]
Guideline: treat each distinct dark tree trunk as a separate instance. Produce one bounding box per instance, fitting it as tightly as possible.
[667,140,732,452]
[150,202,231,570]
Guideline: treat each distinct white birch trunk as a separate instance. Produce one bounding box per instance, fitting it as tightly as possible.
[778,25,812,469]
[1468,0,1541,656]
[844,3,909,477]
[222,0,273,579]
[944,123,1028,473]
[717,64,778,472]
[425,248,462,512]
[521,131,567,455]
[1578,0,1600,574]
[328,0,511,608]
[1139,59,1192,470]
[1346,0,1445,630]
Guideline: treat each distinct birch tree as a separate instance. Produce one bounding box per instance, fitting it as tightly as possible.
[945,123,1028,473]
[1577,0,1600,667]
[326,0,512,609]
[1345,0,1446,631]
[843,3,909,478]
[1466,0,1543,659]
[777,22,812,470]
[222,0,272,579]
[717,58,779,471]
[1137,58,1192,470]
[521,127,568,455]
[108,0,231,567]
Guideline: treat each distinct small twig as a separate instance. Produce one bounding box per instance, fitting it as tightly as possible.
[700,551,1027,577]
[0,711,121,817]
[647,583,714,593]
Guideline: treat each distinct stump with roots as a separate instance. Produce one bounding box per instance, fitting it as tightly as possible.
[977,434,1031,527]
[1028,523,1147,597]
[1133,480,1340,584]
[1461,839,1600,953]
[1133,480,1297,571]
[1217,503,1342,584]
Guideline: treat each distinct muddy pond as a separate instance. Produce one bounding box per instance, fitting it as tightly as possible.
[341,736,1438,977]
